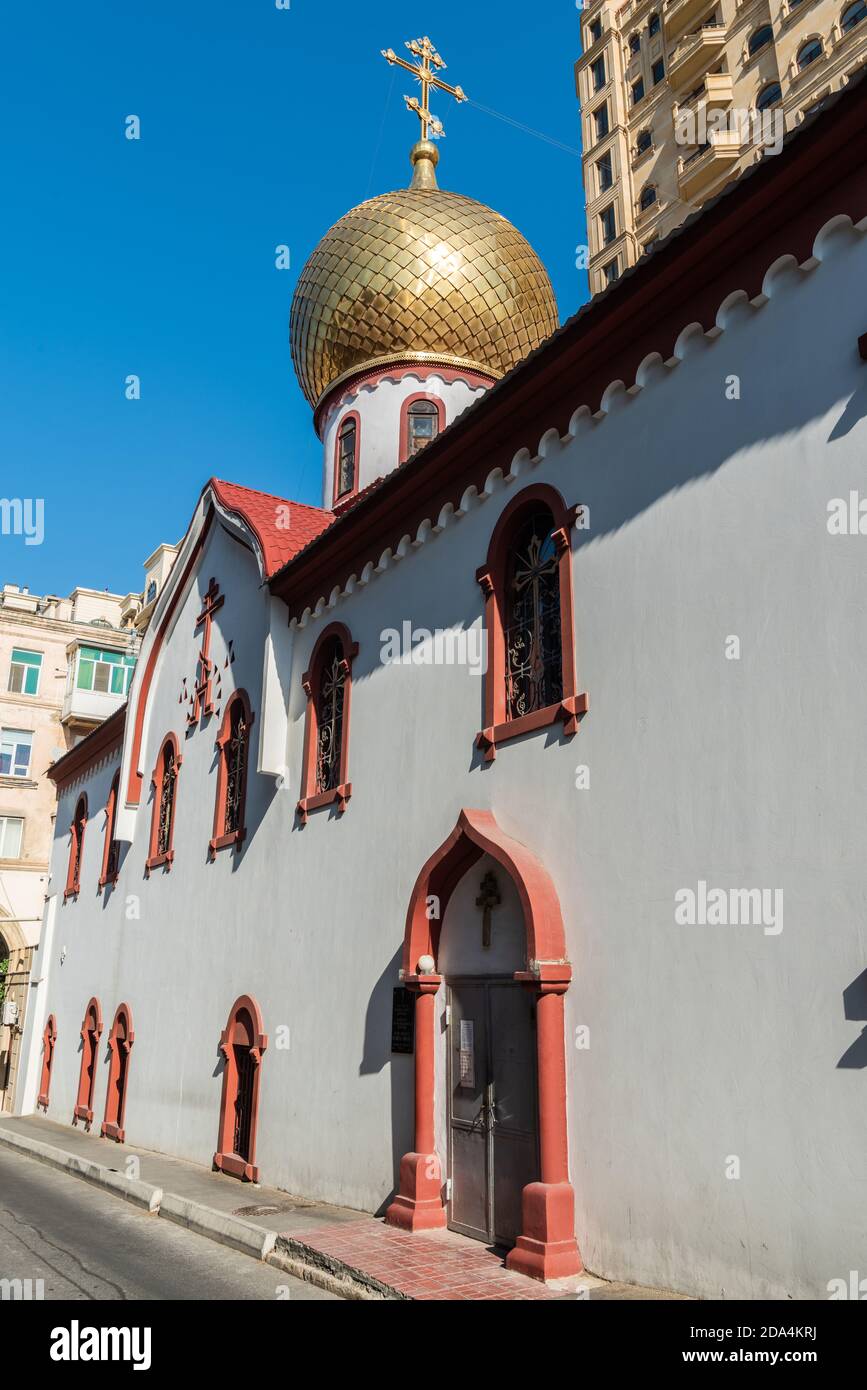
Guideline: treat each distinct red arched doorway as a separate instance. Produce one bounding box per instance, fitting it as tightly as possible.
[213,995,268,1182]
[101,1004,135,1142]
[384,809,582,1282]
[37,1015,57,1112]
[73,998,103,1130]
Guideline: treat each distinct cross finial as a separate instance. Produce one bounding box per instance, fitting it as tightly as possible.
[381,35,468,143]
[475,870,502,951]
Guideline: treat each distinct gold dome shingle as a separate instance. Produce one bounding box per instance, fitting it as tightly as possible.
[290,144,558,410]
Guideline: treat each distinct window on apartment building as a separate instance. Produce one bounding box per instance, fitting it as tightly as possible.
[0,816,24,859]
[75,646,136,697]
[146,579,157,604]
[797,38,824,68]
[632,77,645,104]
[749,25,774,55]
[842,0,866,30]
[756,82,783,110]
[591,56,606,91]
[636,128,653,155]
[652,59,666,85]
[643,237,659,255]
[0,729,33,779]
[594,103,610,140]
[8,648,42,696]
[629,33,641,55]
[640,185,658,211]
[648,13,661,37]
[589,18,603,43]
[597,152,614,192]
[602,259,620,286]
[600,204,617,245]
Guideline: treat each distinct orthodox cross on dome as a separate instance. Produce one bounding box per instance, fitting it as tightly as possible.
[188,577,224,727]
[381,35,468,142]
[476,870,502,951]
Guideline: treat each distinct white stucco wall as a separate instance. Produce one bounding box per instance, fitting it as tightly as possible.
[30,220,867,1299]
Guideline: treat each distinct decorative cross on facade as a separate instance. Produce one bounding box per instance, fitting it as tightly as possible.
[476,870,502,950]
[381,35,468,141]
[188,577,224,726]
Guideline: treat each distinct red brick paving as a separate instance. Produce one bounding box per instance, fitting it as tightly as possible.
[283,1219,560,1300]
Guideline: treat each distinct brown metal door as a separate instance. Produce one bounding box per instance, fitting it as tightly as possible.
[447,980,538,1248]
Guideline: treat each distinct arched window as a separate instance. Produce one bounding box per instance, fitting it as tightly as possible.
[636,128,652,155]
[476,485,588,761]
[37,1014,57,1112]
[749,24,773,54]
[73,997,102,1130]
[401,395,444,463]
[297,623,358,822]
[756,82,783,111]
[99,770,121,889]
[101,1003,134,1143]
[797,37,823,68]
[146,734,181,873]
[629,32,641,55]
[640,185,658,211]
[64,795,87,900]
[334,413,360,504]
[842,0,866,30]
[648,12,660,36]
[213,995,268,1183]
[210,691,254,857]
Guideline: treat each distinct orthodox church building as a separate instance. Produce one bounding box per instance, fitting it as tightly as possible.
[15,67,867,1298]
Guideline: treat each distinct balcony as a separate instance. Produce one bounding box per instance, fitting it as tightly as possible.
[668,25,728,95]
[675,70,734,136]
[664,0,719,44]
[677,129,741,200]
[61,641,136,733]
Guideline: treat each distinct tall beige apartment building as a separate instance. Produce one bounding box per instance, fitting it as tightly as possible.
[0,542,178,1111]
[575,0,867,295]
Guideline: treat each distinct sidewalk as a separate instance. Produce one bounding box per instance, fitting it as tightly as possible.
[0,1114,686,1301]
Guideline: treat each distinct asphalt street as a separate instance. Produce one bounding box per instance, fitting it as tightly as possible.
[0,1146,340,1301]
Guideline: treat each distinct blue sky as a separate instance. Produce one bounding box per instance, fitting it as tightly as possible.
[1,1,588,597]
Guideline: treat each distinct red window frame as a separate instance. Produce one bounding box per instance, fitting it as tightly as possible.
[64,794,88,900]
[213,994,268,1183]
[475,483,588,761]
[333,411,361,507]
[73,997,103,1130]
[146,733,182,874]
[98,769,121,889]
[297,622,358,823]
[399,392,446,465]
[37,1014,57,1112]
[209,690,254,858]
[100,1002,135,1143]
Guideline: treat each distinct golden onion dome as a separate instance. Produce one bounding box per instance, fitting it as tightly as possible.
[290,141,558,412]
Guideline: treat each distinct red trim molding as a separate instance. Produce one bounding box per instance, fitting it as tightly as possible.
[297,622,358,824]
[333,410,361,507]
[209,690,254,858]
[49,706,125,790]
[399,392,446,466]
[63,794,88,901]
[126,508,214,807]
[73,997,103,1130]
[385,809,582,1282]
[475,484,588,761]
[146,733,182,874]
[213,994,268,1183]
[100,1003,134,1143]
[98,770,121,890]
[37,1015,57,1112]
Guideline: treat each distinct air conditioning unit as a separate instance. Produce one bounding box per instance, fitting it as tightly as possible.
[1,999,19,1028]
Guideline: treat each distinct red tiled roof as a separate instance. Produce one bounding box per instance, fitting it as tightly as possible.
[209,479,333,578]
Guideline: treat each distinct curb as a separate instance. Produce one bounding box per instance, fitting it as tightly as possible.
[0,1124,162,1212]
[158,1191,277,1261]
[271,1236,407,1302]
